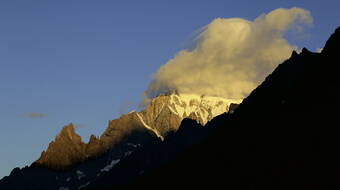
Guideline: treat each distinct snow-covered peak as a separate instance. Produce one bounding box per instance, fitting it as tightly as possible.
[145,93,242,126]
[167,93,242,124]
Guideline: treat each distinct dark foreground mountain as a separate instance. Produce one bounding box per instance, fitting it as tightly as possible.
[120,27,340,189]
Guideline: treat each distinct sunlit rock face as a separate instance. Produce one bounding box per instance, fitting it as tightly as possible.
[34,124,88,170]
[139,93,242,135]
[33,93,241,170]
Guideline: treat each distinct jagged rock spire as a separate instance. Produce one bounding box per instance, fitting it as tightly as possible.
[33,123,87,170]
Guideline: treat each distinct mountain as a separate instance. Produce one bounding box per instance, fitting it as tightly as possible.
[0,93,240,190]
[33,124,89,170]
[138,93,242,134]
[33,93,240,170]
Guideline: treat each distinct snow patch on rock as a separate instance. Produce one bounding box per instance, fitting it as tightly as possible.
[136,112,164,140]
[100,159,120,172]
[76,170,85,180]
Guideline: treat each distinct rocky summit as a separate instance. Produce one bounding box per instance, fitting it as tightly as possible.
[33,124,88,170]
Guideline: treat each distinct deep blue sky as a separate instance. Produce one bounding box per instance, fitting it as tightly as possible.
[0,0,339,178]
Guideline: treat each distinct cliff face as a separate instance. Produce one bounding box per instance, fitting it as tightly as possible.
[33,94,240,170]
[99,111,158,148]
[140,93,242,135]
[34,124,87,170]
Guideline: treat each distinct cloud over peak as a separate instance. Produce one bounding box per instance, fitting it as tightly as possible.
[145,7,312,100]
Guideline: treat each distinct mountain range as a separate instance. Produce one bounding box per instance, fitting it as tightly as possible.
[34,93,241,170]
[0,93,241,190]
[0,26,339,190]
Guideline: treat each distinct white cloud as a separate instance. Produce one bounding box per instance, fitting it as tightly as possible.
[144,7,312,101]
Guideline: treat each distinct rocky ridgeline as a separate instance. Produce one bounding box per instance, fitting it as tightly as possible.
[33,94,241,170]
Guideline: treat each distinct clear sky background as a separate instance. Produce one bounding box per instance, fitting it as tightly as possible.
[0,0,339,178]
